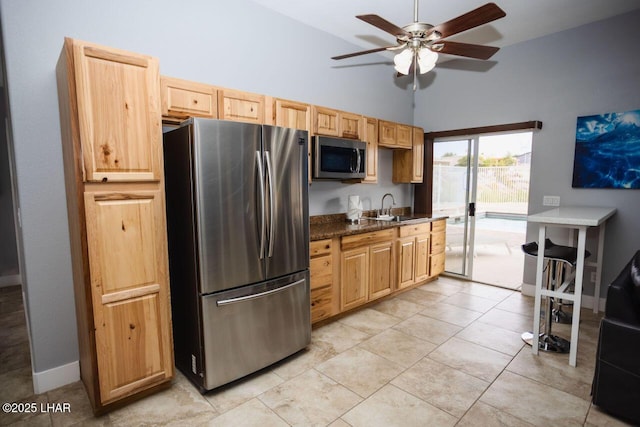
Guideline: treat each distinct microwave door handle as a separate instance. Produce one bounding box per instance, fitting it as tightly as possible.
[356,148,362,174]
[350,149,356,172]
[256,151,266,259]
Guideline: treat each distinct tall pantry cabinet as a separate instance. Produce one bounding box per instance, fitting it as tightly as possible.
[56,38,174,413]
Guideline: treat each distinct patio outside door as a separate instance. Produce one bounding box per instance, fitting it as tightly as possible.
[432,137,478,279]
[432,132,532,288]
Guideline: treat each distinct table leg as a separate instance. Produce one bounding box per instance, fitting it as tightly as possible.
[593,223,606,313]
[532,224,547,355]
[569,226,587,367]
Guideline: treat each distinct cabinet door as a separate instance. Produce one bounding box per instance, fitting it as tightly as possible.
[430,252,446,277]
[218,89,264,123]
[339,111,362,139]
[84,189,173,403]
[414,234,430,283]
[73,40,161,182]
[369,242,394,300]
[310,255,332,290]
[312,106,339,136]
[341,247,369,311]
[160,76,217,119]
[275,99,311,131]
[362,117,378,183]
[378,120,397,147]
[397,237,415,289]
[412,127,424,183]
[397,124,413,148]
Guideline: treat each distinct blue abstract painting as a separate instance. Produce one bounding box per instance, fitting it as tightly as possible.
[572,109,640,189]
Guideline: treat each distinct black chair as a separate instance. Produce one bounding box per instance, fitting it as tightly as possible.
[591,250,640,424]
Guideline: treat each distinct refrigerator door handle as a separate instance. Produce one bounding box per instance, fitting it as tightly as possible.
[264,151,275,258]
[216,279,305,306]
[256,150,266,259]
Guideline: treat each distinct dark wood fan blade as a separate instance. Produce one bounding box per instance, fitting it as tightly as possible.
[356,14,411,38]
[434,41,500,60]
[428,3,506,39]
[332,46,397,60]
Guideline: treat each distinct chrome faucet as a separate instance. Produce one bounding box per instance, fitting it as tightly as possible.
[380,193,396,217]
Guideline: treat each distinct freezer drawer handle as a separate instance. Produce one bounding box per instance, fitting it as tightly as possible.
[216,279,306,306]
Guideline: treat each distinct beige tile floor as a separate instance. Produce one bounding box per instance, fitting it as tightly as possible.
[1,277,634,426]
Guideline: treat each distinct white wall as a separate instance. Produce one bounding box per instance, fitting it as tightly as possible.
[414,10,640,297]
[0,0,413,386]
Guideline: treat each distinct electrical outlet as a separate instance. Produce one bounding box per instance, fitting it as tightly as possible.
[590,271,597,283]
[543,195,560,206]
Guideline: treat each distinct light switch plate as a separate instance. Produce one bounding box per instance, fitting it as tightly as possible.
[543,195,560,206]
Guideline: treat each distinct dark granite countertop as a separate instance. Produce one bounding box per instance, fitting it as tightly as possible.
[310,209,447,241]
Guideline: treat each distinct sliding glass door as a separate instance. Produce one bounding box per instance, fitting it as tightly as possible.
[432,132,532,289]
[432,137,478,278]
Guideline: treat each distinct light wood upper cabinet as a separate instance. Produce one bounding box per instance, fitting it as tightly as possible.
[396,124,412,148]
[393,126,424,183]
[70,39,162,182]
[378,120,397,147]
[274,98,311,131]
[218,89,264,124]
[362,117,378,183]
[312,106,363,140]
[412,126,425,183]
[379,120,412,150]
[340,111,363,140]
[84,189,173,404]
[160,76,217,119]
[312,106,339,136]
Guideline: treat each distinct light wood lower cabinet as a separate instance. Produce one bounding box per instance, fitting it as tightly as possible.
[310,239,339,323]
[397,222,431,289]
[430,219,447,277]
[369,241,394,300]
[341,246,369,311]
[340,229,395,311]
[310,220,445,323]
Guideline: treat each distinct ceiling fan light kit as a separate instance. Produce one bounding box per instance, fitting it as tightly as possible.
[332,1,506,89]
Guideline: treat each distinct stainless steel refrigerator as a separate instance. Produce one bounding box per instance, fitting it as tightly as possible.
[163,118,310,392]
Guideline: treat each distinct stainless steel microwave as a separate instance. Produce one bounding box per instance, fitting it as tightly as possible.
[312,136,366,179]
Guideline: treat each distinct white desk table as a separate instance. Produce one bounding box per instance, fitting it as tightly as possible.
[527,206,616,366]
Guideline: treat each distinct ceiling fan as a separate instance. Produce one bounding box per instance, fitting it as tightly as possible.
[332,1,506,90]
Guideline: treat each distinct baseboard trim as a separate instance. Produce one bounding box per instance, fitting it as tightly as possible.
[0,274,21,287]
[521,283,606,312]
[32,360,80,394]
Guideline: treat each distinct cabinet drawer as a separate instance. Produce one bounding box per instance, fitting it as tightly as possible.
[311,286,333,323]
[341,228,395,251]
[399,222,430,238]
[161,76,217,118]
[431,232,446,254]
[431,220,446,233]
[310,255,332,290]
[310,239,332,257]
[430,252,445,276]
